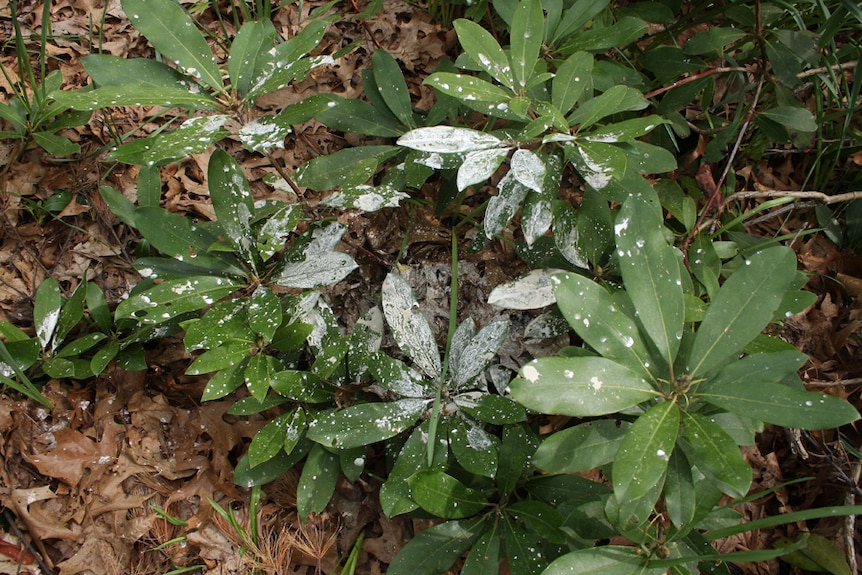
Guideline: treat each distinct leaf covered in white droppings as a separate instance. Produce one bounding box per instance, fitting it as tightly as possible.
[381,273,442,379]
[487,269,562,310]
[398,126,503,154]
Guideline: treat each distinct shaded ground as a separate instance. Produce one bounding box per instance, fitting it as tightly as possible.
[1,1,861,573]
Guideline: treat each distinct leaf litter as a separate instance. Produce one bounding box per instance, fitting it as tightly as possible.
[0,0,861,573]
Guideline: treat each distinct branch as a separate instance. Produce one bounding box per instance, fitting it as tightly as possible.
[725,189,862,205]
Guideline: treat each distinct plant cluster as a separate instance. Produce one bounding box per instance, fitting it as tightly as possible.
[2,0,861,574]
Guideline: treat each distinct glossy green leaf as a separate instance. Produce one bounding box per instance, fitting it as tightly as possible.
[270,370,333,403]
[552,51,593,115]
[56,333,107,358]
[613,399,680,502]
[53,84,220,111]
[570,140,628,189]
[183,301,253,352]
[511,357,657,416]
[366,352,432,398]
[296,443,339,516]
[248,411,294,468]
[32,132,79,156]
[504,515,546,575]
[121,0,223,92]
[233,440,312,488]
[687,246,797,376]
[387,518,485,575]
[89,340,119,375]
[697,381,859,430]
[133,207,225,267]
[552,272,655,382]
[108,115,229,166]
[227,394,290,416]
[449,417,498,478]
[306,399,427,449]
[664,449,696,529]
[208,149,256,265]
[615,188,683,367]
[552,0,612,44]
[544,546,655,575]
[229,20,276,97]
[485,170,530,239]
[115,276,241,324]
[507,500,566,544]
[407,470,489,518]
[424,73,525,120]
[244,353,279,401]
[510,0,544,91]
[684,27,748,55]
[380,421,448,517]
[775,533,852,575]
[317,97,404,138]
[568,85,648,129]
[187,342,250,375]
[98,185,137,227]
[534,419,629,473]
[246,286,281,341]
[559,16,647,54]
[496,424,530,499]
[283,408,307,458]
[371,50,415,128]
[201,358,247,401]
[453,18,514,90]
[584,115,667,143]
[382,272,441,379]
[461,523,501,575]
[699,350,807,393]
[456,393,526,424]
[34,279,62,349]
[295,145,400,191]
[619,140,678,175]
[681,412,751,498]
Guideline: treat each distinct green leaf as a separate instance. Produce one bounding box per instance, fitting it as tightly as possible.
[398,126,503,154]
[366,352,433,398]
[121,0,223,92]
[227,394,290,416]
[568,85,648,129]
[371,50,415,128]
[187,342,250,375]
[229,20,276,97]
[387,518,485,575]
[681,412,752,498]
[295,145,400,191]
[183,300,253,351]
[248,411,293,468]
[461,523,501,575]
[424,73,525,120]
[456,148,511,192]
[485,170,530,239]
[247,286,281,341]
[687,246,797,376]
[552,51,593,115]
[82,54,195,90]
[559,16,647,54]
[664,449,696,529]
[760,106,818,133]
[570,140,628,189]
[584,115,667,143]
[34,279,62,349]
[552,0,612,45]
[534,419,629,473]
[503,515,546,575]
[697,381,860,430]
[256,203,301,261]
[208,149,256,264]
[456,393,526,424]
[496,424,531,498]
[32,132,79,156]
[552,272,655,382]
[53,84,220,111]
[380,421,448,517]
[108,114,230,166]
[543,546,656,575]
[233,440,312,488]
[615,188,684,367]
[613,399,679,502]
[306,399,427,449]
[270,370,333,403]
[684,27,747,55]
[201,358,247,401]
[115,276,242,324]
[317,97,404,137]
[56,333,107,358]
[244,353,279,401]
[776,533,852,575]
[511,357,657,416]
[90,340,119,375]
[296,443,339,516]
[619,140,678,175]
[453,18,514,90]
[98,185,136,227]
[449,417,498,478]
[510,0,544,91]
[134,207,234,271]
[382,273,441,379]
[407,471,489,518]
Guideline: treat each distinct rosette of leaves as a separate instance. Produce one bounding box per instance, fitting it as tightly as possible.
[51,0,336,167]
[392,0,675,247]
[0,277,148,405]
[501,184,860,574]
[109,148,357,373]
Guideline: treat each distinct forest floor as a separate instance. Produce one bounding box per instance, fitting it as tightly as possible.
[1,1,862,574]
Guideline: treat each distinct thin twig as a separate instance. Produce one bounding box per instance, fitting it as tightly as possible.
[725,189,862,205]
[797,60,858,79]
[846,463,860,575]
[2,508,55,575]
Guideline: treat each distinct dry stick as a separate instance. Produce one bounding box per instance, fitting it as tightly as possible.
[725,189,862,205]
[1,508,55,575]
[263,150,303,197]
[846,462,860,575]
